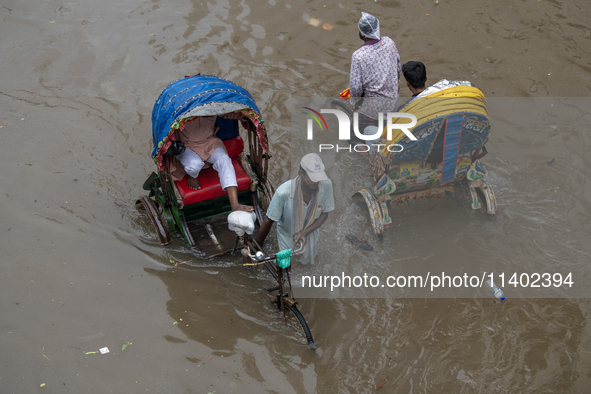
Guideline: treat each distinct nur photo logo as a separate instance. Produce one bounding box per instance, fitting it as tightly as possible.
[303,107,418,153]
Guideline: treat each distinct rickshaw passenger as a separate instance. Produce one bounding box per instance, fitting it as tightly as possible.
[176,112,253,212]
[402,61,427,98]
[254,154,335,266]
[401,61,443,163]
[349,12,401,132]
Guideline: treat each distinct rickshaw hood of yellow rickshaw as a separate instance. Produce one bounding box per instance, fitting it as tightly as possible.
[381,86,488,154]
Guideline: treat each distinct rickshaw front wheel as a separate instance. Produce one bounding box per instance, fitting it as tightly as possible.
[283,303,316,350]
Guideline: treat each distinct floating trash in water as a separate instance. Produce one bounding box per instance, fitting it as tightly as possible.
[308,18,321,27]
[99,347,110,354]
[376,378,387,390]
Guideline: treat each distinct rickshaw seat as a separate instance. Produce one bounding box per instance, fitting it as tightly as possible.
[174,136,251,205]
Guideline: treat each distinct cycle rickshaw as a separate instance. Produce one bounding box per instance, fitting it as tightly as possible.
[137,74,315,348]
[342,79,498,235]
[138,74,273,257]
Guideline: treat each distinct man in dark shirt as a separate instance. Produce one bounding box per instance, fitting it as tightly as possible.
[401,62,443,163]
[402,61,427,97]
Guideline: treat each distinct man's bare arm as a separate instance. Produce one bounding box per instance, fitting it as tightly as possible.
[293,212,329,247]
[254,216,275,248]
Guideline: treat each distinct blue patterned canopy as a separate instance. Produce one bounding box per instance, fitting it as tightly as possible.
[151,74,264,158]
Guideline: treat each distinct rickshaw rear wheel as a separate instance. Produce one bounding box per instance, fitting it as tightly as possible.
[252,191,265,226]
[474,185,498,216]
[136,196,172,245]
[251,180,274,226]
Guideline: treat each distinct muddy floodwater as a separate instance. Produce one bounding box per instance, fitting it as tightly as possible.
[2,0,591,393]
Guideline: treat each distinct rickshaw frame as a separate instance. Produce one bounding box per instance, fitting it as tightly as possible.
[136,75,316,348]
[137,74,274,257]
[339,79,498,236]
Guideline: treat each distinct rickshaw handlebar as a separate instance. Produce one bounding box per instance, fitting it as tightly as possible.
[244,235,304,263]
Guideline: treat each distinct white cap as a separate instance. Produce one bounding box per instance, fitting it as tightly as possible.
[300,153,328,182]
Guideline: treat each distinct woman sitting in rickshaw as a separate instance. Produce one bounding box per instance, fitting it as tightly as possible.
[169,112,254,212]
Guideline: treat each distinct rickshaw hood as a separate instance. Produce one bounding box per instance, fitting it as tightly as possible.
[151,74,267,159]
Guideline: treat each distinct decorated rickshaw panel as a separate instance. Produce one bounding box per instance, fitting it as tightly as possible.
[384,112,490,165]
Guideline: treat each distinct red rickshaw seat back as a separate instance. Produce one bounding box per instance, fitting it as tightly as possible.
[221,136,244,159]
[174,137,250,205]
